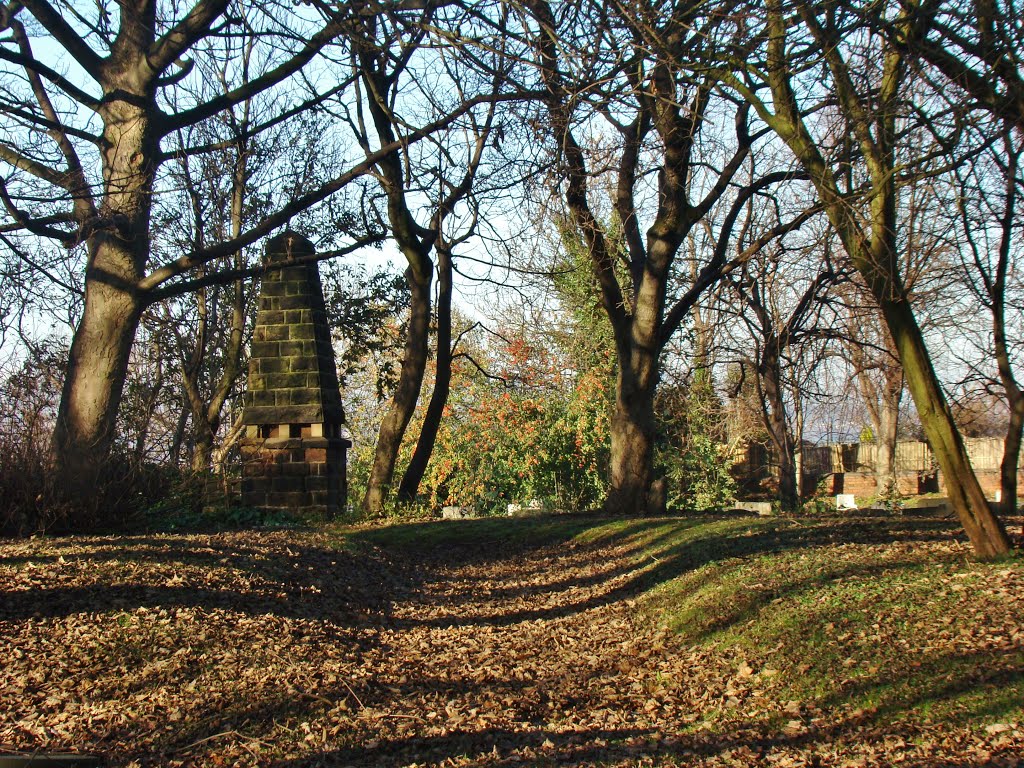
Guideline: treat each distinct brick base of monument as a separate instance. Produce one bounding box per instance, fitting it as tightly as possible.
[240,435,349,518]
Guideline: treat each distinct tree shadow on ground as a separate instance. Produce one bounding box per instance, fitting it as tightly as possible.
[0,513,962,633]
[369,514,962,630]
[2,513,1018,768]
[0,535,401,624]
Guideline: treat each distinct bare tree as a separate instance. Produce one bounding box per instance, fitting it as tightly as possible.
[728,233,846,509]
[524,0,808,514]
[843,299,905,497]
[343,3,513,513]
[726,0,1010,556]
[950,121,1024,516]
[0,0,500,514]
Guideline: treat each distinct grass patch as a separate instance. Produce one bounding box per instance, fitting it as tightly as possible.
[632,515,1024,731]
[342,511,615,552]
[356,511,1024,733]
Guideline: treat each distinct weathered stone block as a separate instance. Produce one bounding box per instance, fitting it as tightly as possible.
[278,295,308,310]
[257,358,286,375]
[285,389,310,405]
[507,499,545,516]
[278,340,304,357]
[443,506,477,519]
[264,325,289,342]
[305,475,328,492]
[250,390,276,407]
[267,372,308,390]
[262,280,288,296]
[282,462,310,477]
[273,476,304,493]
[733,500,773,515]
[251,341,279,359]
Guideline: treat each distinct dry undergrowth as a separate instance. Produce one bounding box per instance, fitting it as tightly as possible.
[0,514,1021,767]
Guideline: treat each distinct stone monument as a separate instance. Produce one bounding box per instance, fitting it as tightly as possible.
[239,232,350,518]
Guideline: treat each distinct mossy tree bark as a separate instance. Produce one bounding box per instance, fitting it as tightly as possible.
[738,0,1011,557]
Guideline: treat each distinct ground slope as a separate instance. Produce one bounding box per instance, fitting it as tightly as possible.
[0,513,1022,766]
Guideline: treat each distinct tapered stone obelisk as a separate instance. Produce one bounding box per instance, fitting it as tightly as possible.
[239,232,350,518]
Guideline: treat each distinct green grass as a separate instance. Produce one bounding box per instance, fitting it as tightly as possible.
[340,510,615,551]
[351,511,1024,733]
[628,517,1024,730]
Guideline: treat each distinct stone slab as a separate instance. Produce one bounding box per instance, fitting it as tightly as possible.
[732,500,773,516]
[442,506,477,520]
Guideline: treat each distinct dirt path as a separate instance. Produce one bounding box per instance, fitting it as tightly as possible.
[0,522,1020,766]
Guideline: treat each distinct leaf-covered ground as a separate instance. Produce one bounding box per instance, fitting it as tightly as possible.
[1,513,1022,766]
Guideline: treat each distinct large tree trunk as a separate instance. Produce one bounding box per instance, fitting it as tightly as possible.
[604,368,658,516]
[880,298,1010,557]
[362,265,432,514]
[398,248,454,503]
[51,78,157,508]
[52,266,143,492]
[604,293,663,516]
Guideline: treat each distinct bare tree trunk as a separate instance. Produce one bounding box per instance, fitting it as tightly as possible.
[761,350,798,510]
[851,338,903,497]
[169,399,190,467]
[874,370,902,495]
[988,135,1023,519]
[882,298,1009,557]
[605,366,658,515]
[51,74,156,504]
[398,248,454,503]
[1000,403,1023,517]
[52,239,145,495]
[793,393,805,499]
[363,265,432,514]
